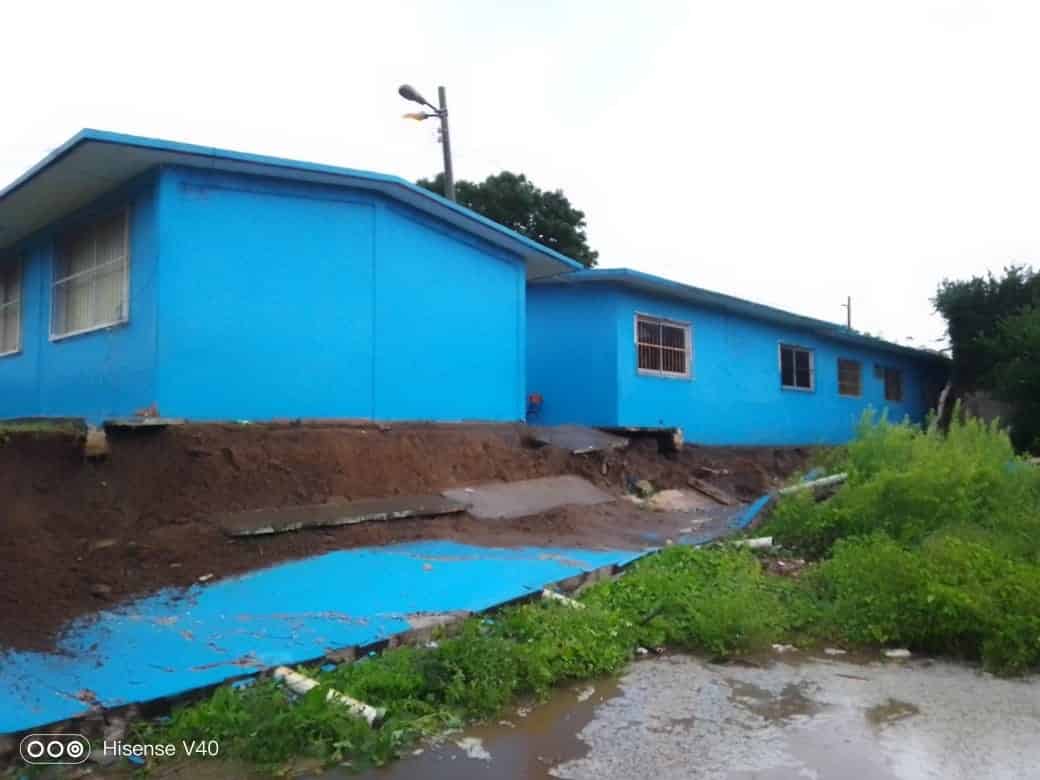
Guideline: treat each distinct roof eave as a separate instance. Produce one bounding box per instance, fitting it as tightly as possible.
[534,268,947,363]
[0,130,583,279]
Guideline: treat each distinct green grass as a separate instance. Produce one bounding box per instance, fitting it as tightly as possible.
[134,412,1040,774]
[0,417,85,439]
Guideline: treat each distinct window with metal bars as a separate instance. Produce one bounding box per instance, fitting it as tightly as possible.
[780,344,814,390]
[837,358,862,397]
[0,260,21,356]
[51,211,130,339]
[636,314,691,378]
[884,367,903,402]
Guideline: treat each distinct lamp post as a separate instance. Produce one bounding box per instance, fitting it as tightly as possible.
[399,84,456,202]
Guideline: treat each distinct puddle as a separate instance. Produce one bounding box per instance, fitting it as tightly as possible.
[865,697,921,727]
[725,678,823,721]
[334,679,621,780]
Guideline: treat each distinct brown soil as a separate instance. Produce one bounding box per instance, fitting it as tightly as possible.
[0,422,810,652]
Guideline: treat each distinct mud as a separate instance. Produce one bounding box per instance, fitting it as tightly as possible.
[0,423,809,652]
[348,653,1040,780]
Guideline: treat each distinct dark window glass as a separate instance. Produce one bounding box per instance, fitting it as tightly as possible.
[838,359,862,396]
[780,344,813,389]
[780,348,795,387]
[884,368,903,402]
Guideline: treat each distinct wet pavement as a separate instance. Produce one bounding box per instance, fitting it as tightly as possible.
[342,653,1040,780]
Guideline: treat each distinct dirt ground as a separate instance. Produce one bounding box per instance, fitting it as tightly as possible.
[0,422,810,652]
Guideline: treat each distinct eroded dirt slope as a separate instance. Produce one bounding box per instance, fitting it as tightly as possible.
[0,422,809,651]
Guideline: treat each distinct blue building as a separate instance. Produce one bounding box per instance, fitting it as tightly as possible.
[0,130,580,424]
[528,269,948,445]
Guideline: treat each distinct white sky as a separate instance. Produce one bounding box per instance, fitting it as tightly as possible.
[4,0,1039,349]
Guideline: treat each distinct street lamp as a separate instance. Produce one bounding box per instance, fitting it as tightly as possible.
[398,83,456,202]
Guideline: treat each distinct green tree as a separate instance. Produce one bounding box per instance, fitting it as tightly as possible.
[934,266,1040,450]
[934,266,1040,389]
[981,305,1040,450]
[418,171,598,267]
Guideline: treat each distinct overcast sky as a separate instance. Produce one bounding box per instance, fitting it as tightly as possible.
[4,0,1039,348]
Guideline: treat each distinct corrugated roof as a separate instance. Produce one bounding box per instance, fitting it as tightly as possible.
[0,130,583,280]
[533,267,946,362]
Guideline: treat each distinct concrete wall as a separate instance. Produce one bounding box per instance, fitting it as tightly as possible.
[155,166,526,422]
[0,175,159,421]
[529,283,944,445]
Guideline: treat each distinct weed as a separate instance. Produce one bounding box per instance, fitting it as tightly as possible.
[583,546,788,658]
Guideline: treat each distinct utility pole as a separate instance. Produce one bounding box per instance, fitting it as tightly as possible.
[398,83,456,202]
[436,86,455,202]
[842,296,852,329]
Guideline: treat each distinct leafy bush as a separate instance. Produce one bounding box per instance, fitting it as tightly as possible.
[584,546,788,657]
[811,532,1040,673]
[767,412,1040,558]
[493,601,636,690]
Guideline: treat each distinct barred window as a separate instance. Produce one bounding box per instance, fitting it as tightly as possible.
[52,211,129,339]
[780,344,814,390]
[636,314,691,378]
[0,261,21,356]
[837,358,862,397]
[884,367,903,402]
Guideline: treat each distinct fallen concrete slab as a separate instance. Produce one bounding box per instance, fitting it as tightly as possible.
[528,425,629,455]
[443,475,614,520]
[216,495,467,537]
[0,541,642,734]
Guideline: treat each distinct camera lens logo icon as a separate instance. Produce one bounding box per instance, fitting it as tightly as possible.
[19,733,91,765]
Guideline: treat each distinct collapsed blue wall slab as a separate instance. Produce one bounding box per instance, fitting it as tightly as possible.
[0,541,642,734]
[529,283,944,445]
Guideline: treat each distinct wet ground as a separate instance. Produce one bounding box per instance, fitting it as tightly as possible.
[339,653,1040,780]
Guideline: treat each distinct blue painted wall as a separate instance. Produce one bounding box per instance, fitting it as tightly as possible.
[372,202,526,421]
[527,284,619,425]
[529,283,945,445]
[0,175,159,421]
[0,166,528,423]
[155,166,526,422]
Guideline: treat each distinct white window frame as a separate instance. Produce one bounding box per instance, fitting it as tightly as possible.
[837,358,862,397]
[779,343,815,391]
[0,259,21,357]
[50,209,131,341]
[634,313,693,379]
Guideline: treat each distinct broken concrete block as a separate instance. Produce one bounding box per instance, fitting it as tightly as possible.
[634,479,655,498]
[83,426,109,458]
[90,584,113,599]
[687,477,737,506]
